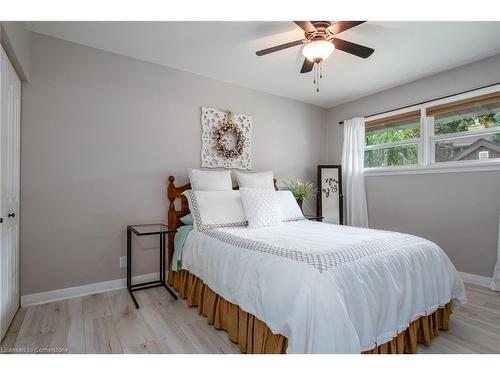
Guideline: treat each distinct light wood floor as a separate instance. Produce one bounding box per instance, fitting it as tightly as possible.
[1,283,499,354]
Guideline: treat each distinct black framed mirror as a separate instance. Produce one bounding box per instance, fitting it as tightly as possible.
[317,165,343,224]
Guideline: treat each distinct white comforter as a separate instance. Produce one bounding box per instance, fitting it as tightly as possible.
[180,220,466,353]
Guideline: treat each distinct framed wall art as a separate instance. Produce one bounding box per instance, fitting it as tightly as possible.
[200,107,252,170]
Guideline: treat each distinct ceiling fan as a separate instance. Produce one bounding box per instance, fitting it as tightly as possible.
[256,21,374,92]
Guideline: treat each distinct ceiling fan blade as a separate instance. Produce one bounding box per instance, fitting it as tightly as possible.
[300,58,314,73]
[328,21,366,35]
[293,21,317,33]
[256,39,306,56]
[331,38,374,58]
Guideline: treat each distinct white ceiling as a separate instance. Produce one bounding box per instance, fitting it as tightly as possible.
[28,21,500,108]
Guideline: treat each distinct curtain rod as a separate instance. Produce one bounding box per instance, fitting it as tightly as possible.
[338,82,500,125]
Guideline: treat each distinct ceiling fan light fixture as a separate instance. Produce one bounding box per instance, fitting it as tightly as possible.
[302,40,335,62]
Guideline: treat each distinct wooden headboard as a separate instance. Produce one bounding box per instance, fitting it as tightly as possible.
[167,176,192,231]
[166,175,278,268]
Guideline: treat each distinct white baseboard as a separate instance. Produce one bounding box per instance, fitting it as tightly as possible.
[20,270,493,307]
[459,271,493,288]
[20,272,160,307]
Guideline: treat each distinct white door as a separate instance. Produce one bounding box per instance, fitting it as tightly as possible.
[0,46,21,340]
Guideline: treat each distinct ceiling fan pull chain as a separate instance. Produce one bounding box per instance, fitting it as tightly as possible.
[320,61,323,79]
[313,63,316,84]
[317,63,320,93]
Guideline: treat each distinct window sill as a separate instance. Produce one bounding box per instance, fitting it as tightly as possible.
[363,160,500,176]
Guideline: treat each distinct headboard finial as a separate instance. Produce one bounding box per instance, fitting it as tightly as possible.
[167,176,176,213]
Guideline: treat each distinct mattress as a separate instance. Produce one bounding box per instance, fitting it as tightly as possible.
[179,220,466,353]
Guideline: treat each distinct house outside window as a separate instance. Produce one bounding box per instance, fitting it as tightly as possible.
[363,86,500,174]
[428,92,500,163]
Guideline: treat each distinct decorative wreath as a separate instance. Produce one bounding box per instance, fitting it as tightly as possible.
[215,112,245,159]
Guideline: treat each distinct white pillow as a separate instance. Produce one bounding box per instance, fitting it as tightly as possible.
[184,190,246,231]
[240,188,283,228]
[276,190,306,222]
[188,168,232,191]
[235,171,274,189]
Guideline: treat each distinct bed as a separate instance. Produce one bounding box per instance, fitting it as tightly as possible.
[166,175,466,354]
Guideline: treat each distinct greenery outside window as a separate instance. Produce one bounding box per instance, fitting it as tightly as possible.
[364,111,420,168]
[363,88,500,171]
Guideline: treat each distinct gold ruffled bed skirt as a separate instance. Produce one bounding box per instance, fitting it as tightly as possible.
[167,270,452,354]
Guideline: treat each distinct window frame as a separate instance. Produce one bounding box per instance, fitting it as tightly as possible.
[363,84,500,176]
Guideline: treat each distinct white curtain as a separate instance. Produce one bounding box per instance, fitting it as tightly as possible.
[490,215,500,291]
[341,117,369,227]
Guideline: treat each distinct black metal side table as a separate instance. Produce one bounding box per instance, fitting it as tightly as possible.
[127,224,178,308]
[304,215,324,222]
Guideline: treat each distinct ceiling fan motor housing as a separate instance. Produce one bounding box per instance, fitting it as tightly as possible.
[306,21,332,40]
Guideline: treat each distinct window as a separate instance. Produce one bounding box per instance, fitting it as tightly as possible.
[428,92,500,163]
[363,87,500,172]
[364,111,420,168]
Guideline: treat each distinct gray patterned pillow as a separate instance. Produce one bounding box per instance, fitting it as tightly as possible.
[184,190,247,231]
[240,188,283,228]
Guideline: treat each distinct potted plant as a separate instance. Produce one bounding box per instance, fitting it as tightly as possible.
[283,178,316,212]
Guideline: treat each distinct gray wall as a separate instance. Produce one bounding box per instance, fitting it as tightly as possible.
[326,54,500,277]
[21,33,327,295]
[0,22,29,80]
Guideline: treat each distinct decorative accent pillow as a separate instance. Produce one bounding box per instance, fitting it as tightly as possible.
[180,214,193,225]
[184,190,247,231]
[188,168,232,191]
[235,171,274,189]
[240,188,283,228]
[275,190,306,222]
